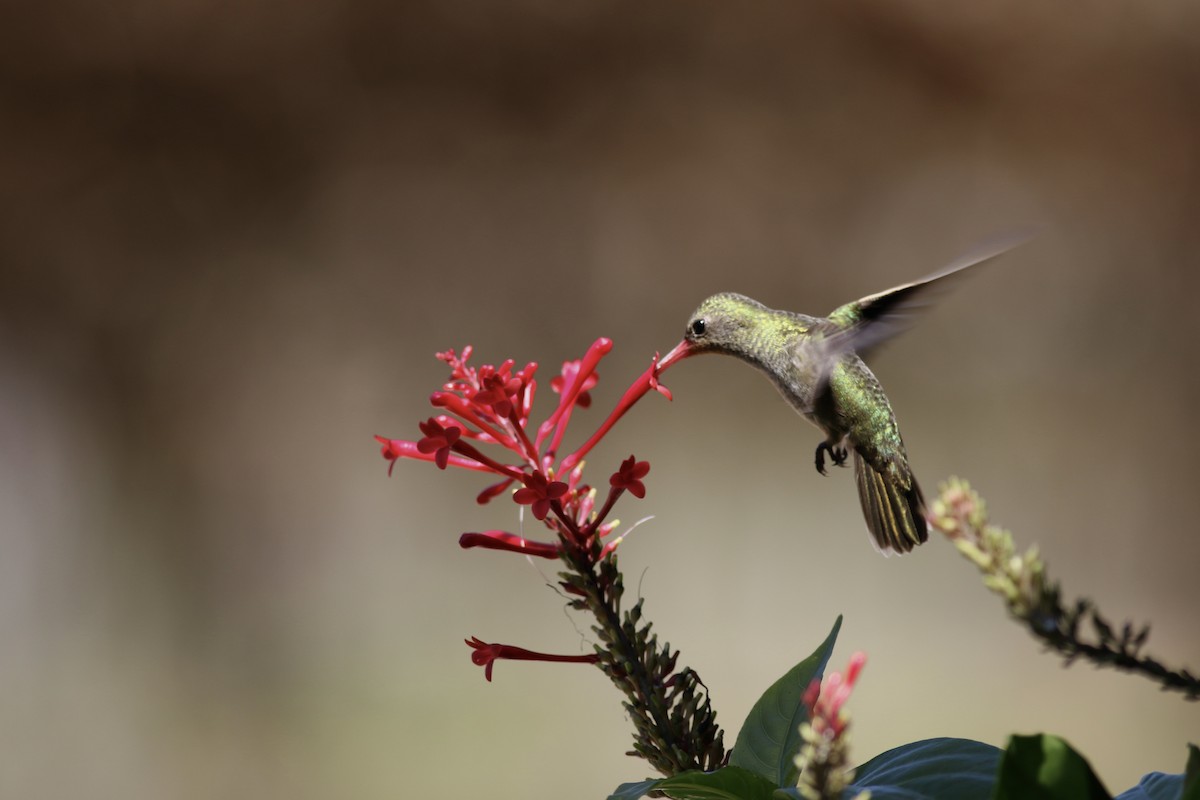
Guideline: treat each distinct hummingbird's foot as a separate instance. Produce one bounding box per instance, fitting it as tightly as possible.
[814,442,850,476]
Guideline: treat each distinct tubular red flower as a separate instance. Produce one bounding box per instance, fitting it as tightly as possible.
[564,461,586,490]
[465,636,599,682]
[573,487,596,526]
[599,533,624,558]
[459,530,560,559]
[513,471,570,521]
[445,438,526,481]
[561,345,686,472]
[430,391,513,447]
[374,435,492,474]
[551,361,599,409]
[537,338,612,451]
[377,436,404,476]
[610,455,650,499]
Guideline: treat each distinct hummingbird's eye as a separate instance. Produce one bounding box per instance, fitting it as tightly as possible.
[690,318,707,337]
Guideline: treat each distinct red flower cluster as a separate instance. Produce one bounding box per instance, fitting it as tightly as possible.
[375,338,689,679]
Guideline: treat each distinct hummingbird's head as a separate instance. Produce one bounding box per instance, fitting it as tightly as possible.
[656,293,772,374]
[681,292,768,357]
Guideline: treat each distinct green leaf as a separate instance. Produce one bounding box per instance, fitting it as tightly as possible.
[608,779,662,799]
[728,615,842,786]
[848,737,1002,799]
[1185,744,1200,800]
[994,734,1111,800]
[1113,744,1200,800]
[654,766,779,800]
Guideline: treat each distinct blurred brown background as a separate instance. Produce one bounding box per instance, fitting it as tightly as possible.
[2,2,1199,798]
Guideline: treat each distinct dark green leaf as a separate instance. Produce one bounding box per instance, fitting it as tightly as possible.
[654,766,779,800]
[1114,745,1200,800]
[994,734,1111,800]
[849,737,1001,799]
[608,779,662,800]
[1113,772,1184,800]
[1185,744,1200,800]
[728,615,842,786]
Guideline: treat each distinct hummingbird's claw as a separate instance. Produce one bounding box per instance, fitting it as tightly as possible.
[833,446,849,467]
[814,442,849,476]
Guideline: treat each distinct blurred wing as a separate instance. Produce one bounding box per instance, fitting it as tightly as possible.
[824,229,1034,359]
[798,229,1033,417]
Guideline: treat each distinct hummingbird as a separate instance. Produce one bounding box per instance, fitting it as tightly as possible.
[658,238,1024,555]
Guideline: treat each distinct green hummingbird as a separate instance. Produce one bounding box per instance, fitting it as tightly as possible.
[660,238,1023,555]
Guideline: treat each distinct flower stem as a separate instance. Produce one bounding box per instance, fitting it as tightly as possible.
[931,477,1200,700]
[558,541,728,775]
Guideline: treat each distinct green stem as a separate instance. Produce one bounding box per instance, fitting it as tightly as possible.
[559,541,727,775]
[933,478,1200,701]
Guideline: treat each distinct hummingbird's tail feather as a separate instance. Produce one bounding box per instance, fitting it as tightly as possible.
[852,452,928,554]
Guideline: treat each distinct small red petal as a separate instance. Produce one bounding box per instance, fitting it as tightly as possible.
[476,478,515,505]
